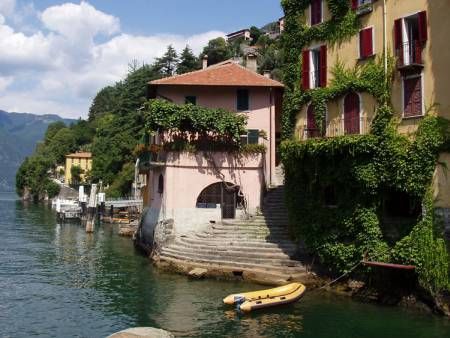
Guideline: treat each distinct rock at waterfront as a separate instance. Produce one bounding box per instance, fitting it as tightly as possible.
[107,327,174,338]
[188,268,208,279]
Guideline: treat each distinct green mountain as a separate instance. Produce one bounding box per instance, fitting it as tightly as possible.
[0,110,75,191]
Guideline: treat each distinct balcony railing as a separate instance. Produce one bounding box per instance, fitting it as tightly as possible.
[299,115,373,140]
[396,40,424,69]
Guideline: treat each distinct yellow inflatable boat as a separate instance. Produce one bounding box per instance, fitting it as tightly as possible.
[223,282,306,312]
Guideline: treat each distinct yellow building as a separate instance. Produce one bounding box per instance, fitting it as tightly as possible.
[294,0,450,218]
[64,152,92,185]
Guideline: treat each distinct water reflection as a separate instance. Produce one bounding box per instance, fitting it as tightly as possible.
[1,197,450,338]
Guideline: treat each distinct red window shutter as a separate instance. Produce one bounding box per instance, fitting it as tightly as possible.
[360,28,373,58]
[351,0,358,10]
[418,11,428,43]
[302,50,310,90]
[319,45,327,87]
[394,18,403,63]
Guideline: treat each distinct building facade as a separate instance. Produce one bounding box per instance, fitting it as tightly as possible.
[140,60,283,236]
[294,0,450,217]
[64,152,92,185]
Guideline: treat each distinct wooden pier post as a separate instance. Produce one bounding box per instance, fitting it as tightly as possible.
[86,184,97,233]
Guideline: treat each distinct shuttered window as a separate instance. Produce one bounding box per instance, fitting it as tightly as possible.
[403,76,422,117]
[237,89,249,111]
[302,46,327,90]
[302,50,310,90]
[310,0,322,26]
[359,27,374,59]
[185,96,196,105]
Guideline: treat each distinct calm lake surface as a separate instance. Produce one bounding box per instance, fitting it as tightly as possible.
[1,192,450,338]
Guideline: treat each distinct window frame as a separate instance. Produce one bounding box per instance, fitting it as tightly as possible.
[236,89,250,111]
[185,95,197,105]
[309,0,323,26]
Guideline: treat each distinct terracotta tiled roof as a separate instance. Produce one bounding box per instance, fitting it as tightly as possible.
[149,61,284,88]
[66,152,92,159]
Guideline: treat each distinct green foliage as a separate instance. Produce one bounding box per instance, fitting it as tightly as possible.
[143,99,247,145]
[177,45,199,74]
[201,37,232,66]
[70,165,83,185]
[280,0,450,293]
[249,26,263,45]
[105,162,135,198]
[88,86,118,121]
[16,156,56,200]
[154,45,179,77]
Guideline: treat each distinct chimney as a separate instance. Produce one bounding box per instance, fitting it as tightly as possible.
[263,70,272,78]
[202,55,208,69]
[245,53,257,73]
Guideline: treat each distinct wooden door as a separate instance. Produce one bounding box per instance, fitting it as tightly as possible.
[344,92,360,135]
[404,77,422,117]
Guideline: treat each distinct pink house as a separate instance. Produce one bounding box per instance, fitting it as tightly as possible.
[140,60,284,237]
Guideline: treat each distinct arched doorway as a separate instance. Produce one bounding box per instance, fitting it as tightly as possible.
[306,104,324,138]
[344,92,360,135]
[196,182,242,219]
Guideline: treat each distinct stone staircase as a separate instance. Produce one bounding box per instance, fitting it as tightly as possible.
[155,178,313,285]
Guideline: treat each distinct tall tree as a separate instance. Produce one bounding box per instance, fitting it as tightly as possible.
[177,45,199,74]
[154,45,179,77]
[201,37,232,66]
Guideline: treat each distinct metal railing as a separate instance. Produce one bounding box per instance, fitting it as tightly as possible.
[299,115,373,140]
[396,40,424,68]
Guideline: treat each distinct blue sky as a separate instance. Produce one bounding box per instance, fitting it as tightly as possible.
[0,1,283,118]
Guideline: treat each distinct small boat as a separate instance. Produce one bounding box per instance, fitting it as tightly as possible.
[223,282,306,312]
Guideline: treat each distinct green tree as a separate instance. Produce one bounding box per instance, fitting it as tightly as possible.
[42,127,77,164]
[70,165,83,185]
[44,121,66,144]
[154,45,179,77]
[249,26,262,45]
[177,45,199,74]
[201,37,232,66]
[88,86,118,121]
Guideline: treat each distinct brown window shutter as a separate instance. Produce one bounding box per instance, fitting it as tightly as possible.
[394,18,403,63]
[319,45,327,87]
[302,50,310,90]
[418,11,428,43]
[351,0,358,10]
[404,77,422,117]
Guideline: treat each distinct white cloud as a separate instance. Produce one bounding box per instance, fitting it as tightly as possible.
[0,1,224,119]
[41,1,120,40]
[0,0,15,17]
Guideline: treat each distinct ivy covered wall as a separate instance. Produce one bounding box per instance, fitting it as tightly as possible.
[279,0,450,294]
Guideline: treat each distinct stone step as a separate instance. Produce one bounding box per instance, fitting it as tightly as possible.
[210,225,288,234]
[196,232,292,241]
[167,242,291,261]
[178,236,299,250]
[159,250,306,273]
[157,256,309,282]
[172,240,298,256]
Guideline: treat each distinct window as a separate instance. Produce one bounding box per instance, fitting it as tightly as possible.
[185,96,196,105]
[344,92,361,135]
[359,27,374,59]
[310,0,322,26]
[240,129,259,144]
[237,89,249,111]
[306,105,324,138]
[157,174,164,194]
[302,45,327,90]
[394,12,427,67]
[403,76,423,118]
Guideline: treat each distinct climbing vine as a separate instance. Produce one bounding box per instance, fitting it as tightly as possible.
[280,0,450,294]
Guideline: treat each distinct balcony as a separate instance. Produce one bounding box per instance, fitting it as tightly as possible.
[299,116,373,140]
[396,41,424,74]
[355,0,374,16]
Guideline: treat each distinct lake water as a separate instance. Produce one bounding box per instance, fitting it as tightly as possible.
[1,192,450,338]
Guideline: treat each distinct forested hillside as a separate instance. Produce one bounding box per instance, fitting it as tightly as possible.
[16,25,285,200]
[0,111,74,192]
